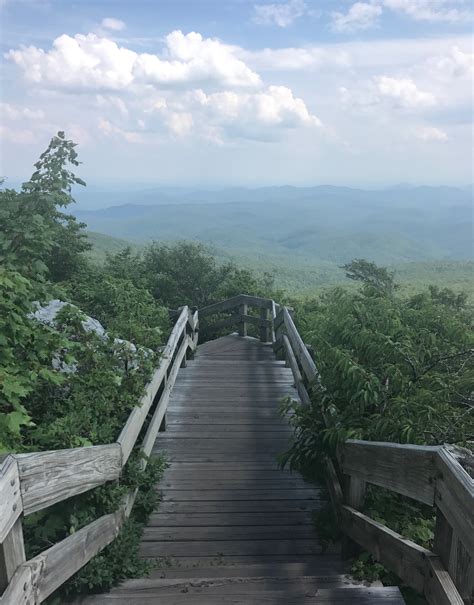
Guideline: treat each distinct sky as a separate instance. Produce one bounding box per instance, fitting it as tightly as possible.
[0,0,473,188]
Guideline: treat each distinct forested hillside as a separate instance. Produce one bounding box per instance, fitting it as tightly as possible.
[75,184,472,265]
[76,183,472,295]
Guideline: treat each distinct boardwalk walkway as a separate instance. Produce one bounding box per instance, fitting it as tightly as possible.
[79,335,404,604]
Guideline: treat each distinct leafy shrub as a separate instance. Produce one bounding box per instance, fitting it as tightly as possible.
[282,269,473,589]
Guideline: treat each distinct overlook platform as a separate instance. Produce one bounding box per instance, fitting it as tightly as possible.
[79,335,404,604]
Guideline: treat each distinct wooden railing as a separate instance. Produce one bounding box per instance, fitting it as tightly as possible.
[199,294,278,342]
[0,306,198,605]
[1,293,472,605]
[270,300,473,605]
[335,441,473,605]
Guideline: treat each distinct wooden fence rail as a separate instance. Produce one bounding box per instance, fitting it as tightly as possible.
[1,294,472,605]
[0,306,198,604]
[270,300,473,605]
[199,293,277,341]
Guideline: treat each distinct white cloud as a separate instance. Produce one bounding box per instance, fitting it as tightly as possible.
[139,85,321,142]
[381,0,473,23]
[253,0,307,27]
[98,118,144,143]
[415,126,448,141]
[6,30,261,92]
[375,76,436,107]
[428,45,474,79]
[190,85,321,141]
[0,102,44,120]
[331,3,382,32]
[0,125,37,144]
[166,112,194,137]
[241,46,351,71]
[134,31,261,88]
[101,17,126,31]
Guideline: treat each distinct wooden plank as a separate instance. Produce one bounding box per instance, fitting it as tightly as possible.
[150,557,345,578]
[16,444,122,515]
[325,457,343,522]
[199,295,243,318]
[156,499,322,514]
[118,306,189,464]
[0,558,42,605]
[282,309,318,384]
[0,519,26,594]
[28,509,123,602]
[239,303,248,337]
[434,447,474,556]
[342,506,464,604]
[340,440,439,506]
[67,586,406,604]
[0,456,22,543]
[341,505,430,593]
[142,525,315,541]
[159,489,320,502]
[282,335,311,405]
[141,336,191,460]
[147,512,313,527]
[424,556,464,605]
[140,538,322,558]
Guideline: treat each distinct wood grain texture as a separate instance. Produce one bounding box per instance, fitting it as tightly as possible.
[118,306,189,464]
[16,444,122,515]
[0,519,26,594]
[282,308,318,384]
[340,441,439,506]
[0,456,22,544]
[434,447,474,555]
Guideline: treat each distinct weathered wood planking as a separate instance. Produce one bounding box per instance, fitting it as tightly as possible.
[282,334,311,405]
[434,447,474,556]
[0,518,26,594]
[282,308,318,384]
[341,506,432,594]
[141,334,328,580]
[340,441,440,506]
[141,335,192,460]
[0,456,22,543]
[118,306,190,464]
[16,444,122,515]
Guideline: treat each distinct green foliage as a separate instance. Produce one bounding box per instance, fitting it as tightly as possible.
[0,132,90,282]
[0,268,68,452]
[64,264,170,350]
[100,241,279,311]
[281,264,473,589]
[342,258,396,294]
[0,133,175,600]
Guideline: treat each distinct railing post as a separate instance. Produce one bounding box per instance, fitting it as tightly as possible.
[0,520,26,594]
[239,302,248,337]
[434,509,473,601]
[341,475,366,558]
[260,307,270,343]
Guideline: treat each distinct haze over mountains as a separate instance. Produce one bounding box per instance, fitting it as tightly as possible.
[75,185,472,269]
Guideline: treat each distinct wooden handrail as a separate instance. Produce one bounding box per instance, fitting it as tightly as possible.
[0,307,199,603]
[1,294,472,605]
[199,294,276,342]
[257,298,473,605]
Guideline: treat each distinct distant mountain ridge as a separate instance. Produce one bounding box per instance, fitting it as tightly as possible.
[74,184,472,268]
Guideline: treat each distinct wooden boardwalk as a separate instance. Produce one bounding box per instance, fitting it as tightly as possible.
[80,335,405,604]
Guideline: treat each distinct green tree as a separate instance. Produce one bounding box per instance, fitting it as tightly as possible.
[342,258,396,294]
[0,132,90,282]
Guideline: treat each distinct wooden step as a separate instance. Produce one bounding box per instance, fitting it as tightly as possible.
[77,585,404,604]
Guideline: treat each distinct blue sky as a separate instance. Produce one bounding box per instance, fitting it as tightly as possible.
[1,0,473,187]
